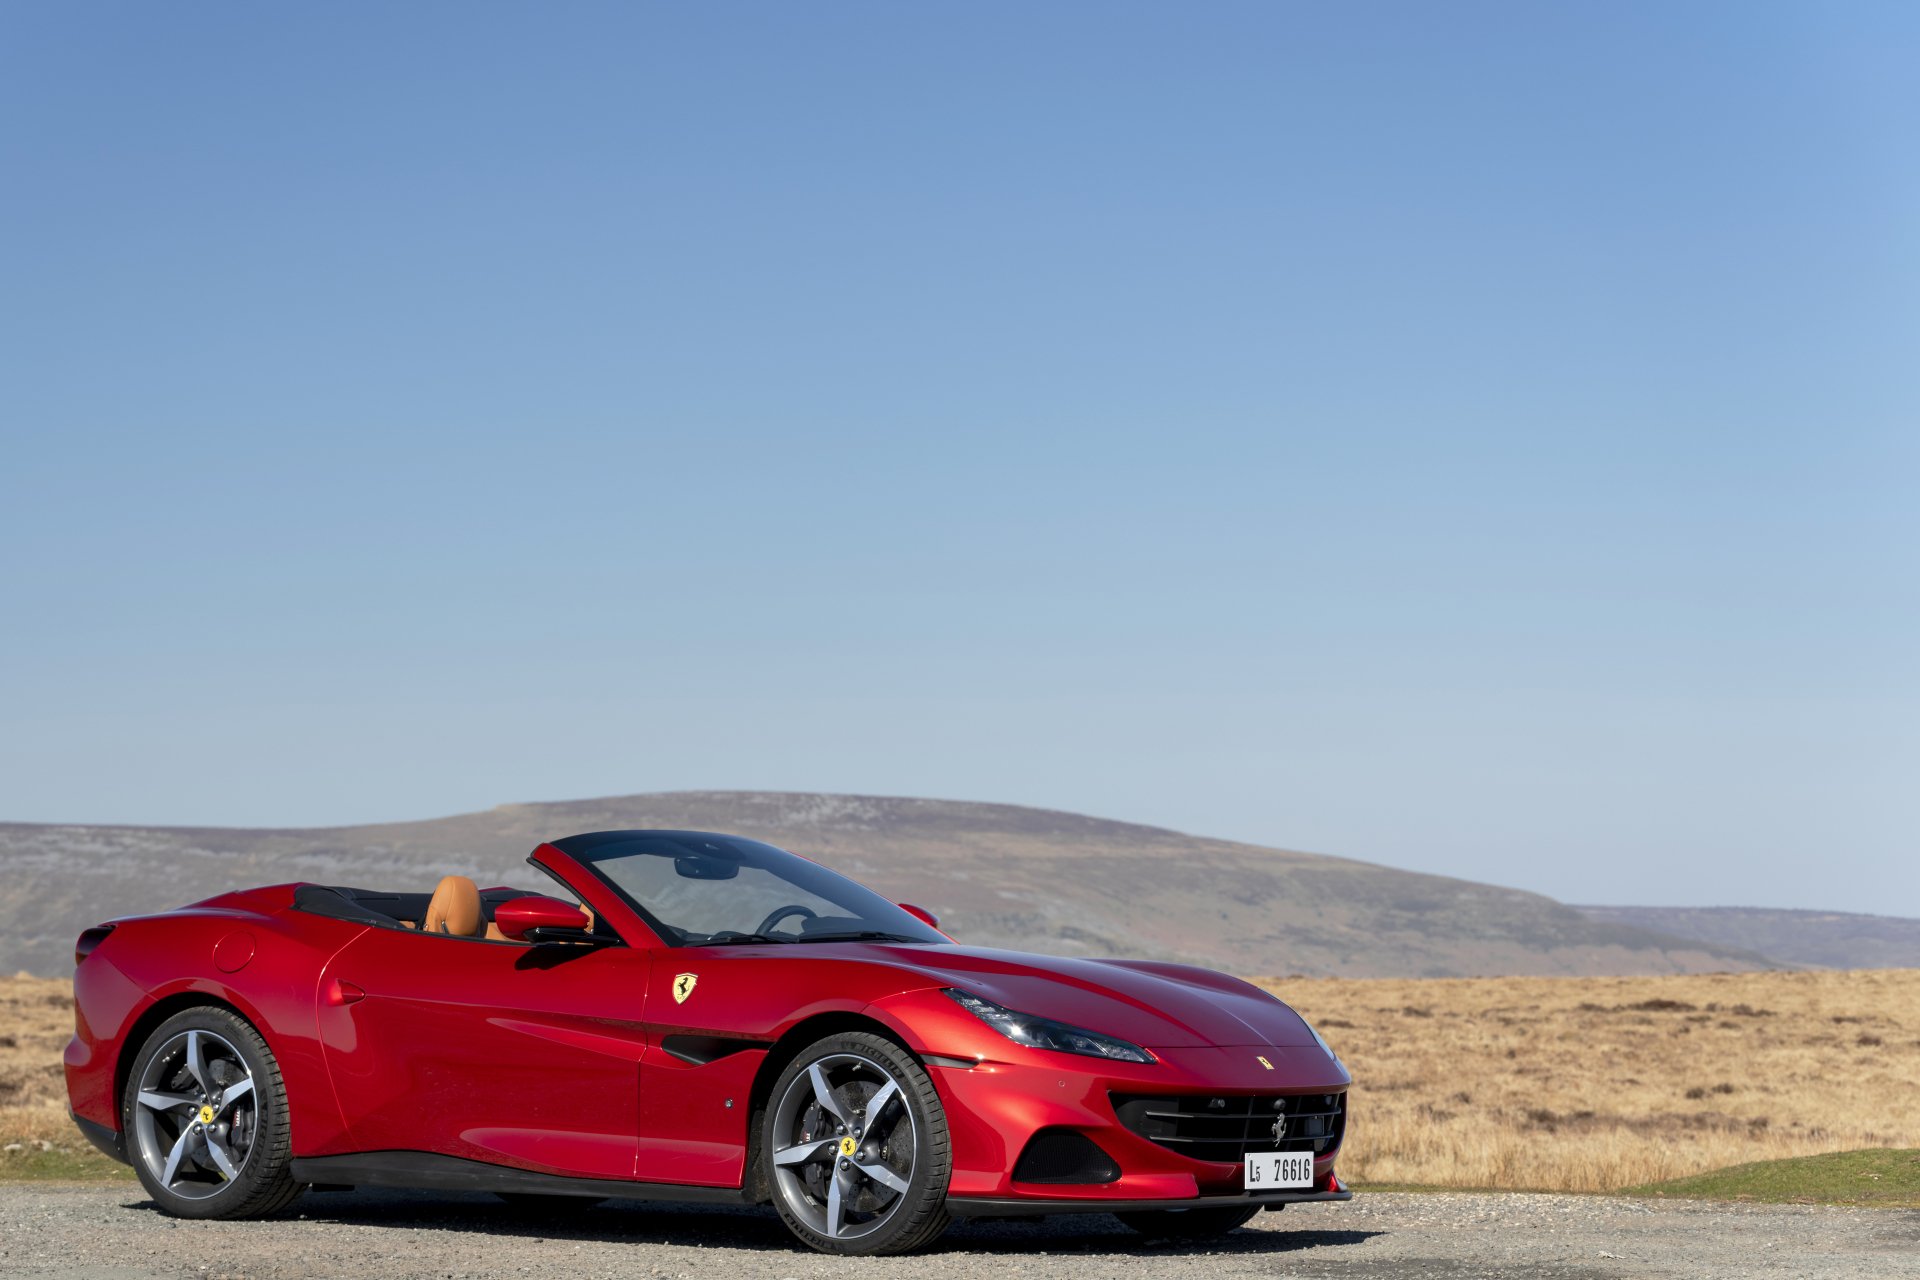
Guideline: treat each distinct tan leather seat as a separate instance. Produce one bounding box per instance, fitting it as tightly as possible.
[423,875,484,937]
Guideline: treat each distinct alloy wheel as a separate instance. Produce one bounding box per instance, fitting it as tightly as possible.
[130,1028,259,1200]
[768,1051,917,1242]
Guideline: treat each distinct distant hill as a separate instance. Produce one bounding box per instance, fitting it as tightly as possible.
[1575,905,1920,971]
[0,791,1776,978]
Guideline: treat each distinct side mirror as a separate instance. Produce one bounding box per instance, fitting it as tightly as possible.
[898,903,940,930]
[495,895,591,942]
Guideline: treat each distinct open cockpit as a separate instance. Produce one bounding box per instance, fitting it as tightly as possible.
[290,875,598,942]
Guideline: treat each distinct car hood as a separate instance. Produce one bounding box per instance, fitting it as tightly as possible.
[867,943,1319,1049]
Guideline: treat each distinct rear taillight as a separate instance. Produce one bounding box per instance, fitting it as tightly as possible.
[75,924,115,967]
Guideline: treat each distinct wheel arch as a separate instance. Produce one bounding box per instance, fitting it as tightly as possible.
[114,991,259,1121]
[740,1008,922,1202]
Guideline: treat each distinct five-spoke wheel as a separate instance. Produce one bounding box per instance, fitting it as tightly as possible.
[131,1027,256,1196]
[123,1007,300,1218]
[763,1032,951,1255]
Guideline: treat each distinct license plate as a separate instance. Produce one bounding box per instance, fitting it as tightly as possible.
[1243,1150,1315,1190]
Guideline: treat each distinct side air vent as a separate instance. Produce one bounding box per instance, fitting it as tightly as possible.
[660,1034,769,1066]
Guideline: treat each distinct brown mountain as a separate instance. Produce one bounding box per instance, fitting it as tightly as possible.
[0,790,1775,978]
[1574,905,1920,971]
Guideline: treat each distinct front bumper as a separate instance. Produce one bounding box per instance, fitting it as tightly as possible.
[920,1038,1351,1203]
[949,1187,1352,1216]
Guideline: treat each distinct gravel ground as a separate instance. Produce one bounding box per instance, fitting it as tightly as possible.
[2,1184,1917,1280]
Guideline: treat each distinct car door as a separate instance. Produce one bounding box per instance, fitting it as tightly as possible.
[318,923,650,1180]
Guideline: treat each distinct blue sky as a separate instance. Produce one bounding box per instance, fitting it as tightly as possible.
[3,3,1915,916]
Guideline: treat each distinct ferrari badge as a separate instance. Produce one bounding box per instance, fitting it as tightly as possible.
[672,972,698,1004]
[1256,1055,1274,1070]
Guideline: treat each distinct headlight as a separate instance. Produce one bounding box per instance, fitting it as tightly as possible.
[1301,1016,1344,1067]
[944,989,1155,1063]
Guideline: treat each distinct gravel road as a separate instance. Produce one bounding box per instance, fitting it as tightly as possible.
[3,1184,1916,1280]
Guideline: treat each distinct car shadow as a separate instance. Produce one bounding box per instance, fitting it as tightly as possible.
[123,1190,798,1251]
[123,1189,1383,1257]
[942,1218,1383,1256]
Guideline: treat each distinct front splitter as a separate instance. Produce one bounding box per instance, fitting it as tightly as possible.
[947,1188,1352,1216]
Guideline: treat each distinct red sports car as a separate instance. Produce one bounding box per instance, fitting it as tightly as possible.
[65,830,1352,1255]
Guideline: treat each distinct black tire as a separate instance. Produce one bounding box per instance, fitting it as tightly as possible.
[493,1192,605,1212]
[762,1031,951,1256]
[122,1006,302,1219]
[1117,1204,1262,1239]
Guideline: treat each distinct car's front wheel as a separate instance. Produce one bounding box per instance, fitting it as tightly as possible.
[122,1006,302,1219]
[762,1031,952,1255]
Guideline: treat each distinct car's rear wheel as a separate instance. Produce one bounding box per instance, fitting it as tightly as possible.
[762,1031,951,1255]
[123,1006,301,1219]
[1117,1203,1262,1239]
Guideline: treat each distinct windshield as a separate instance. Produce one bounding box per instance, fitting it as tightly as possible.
[559,831,947,948]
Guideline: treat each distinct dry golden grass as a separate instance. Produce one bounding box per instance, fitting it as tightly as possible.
[1,975,77,1121]
[1257,968,1920,1192]
[6,970,1919,1191]
[0,974,130,1177]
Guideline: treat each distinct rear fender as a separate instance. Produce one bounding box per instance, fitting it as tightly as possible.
[66,902,368,1155]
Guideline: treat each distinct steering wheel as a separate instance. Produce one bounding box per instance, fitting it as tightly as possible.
[755,903,818,937]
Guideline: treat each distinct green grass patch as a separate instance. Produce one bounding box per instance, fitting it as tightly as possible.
[0,1141,136,1183]
[1623,1148,1920,1209]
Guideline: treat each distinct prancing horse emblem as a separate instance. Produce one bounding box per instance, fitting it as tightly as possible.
[1272,1113,1289,1142]
[1256,1055,1274,1070]
[672,972,698,1004]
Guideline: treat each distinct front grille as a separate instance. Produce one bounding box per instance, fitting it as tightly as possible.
[1111,1092,1346,1165]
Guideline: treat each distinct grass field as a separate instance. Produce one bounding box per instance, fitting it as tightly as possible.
[1260,968,1920,1192]
[1627,1148,1920,1209]
[6,969,1918,1197]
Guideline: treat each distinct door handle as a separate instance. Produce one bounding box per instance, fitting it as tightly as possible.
[325,978,366,1006]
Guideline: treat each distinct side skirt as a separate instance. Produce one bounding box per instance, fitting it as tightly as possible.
[287,1151,751,1205]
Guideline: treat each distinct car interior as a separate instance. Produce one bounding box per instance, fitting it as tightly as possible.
[291,876,598,943]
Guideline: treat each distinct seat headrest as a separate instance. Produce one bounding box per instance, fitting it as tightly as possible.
[424,875,484,937]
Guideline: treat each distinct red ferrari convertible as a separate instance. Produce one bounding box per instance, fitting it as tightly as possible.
[65,830,1351,1255]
